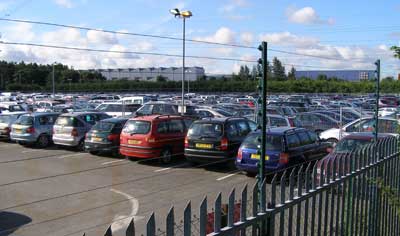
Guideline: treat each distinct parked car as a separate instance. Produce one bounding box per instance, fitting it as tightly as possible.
[319,117,399,143]
[120,115,194,163]
[134,102,197,117]
[0,112,29,140]
[84,117,128,155]
[236,127,330,176]
[52,112,111,150]
[195,108,233,118]
[316,133,391,182]
[10,112,60,147]
[296,112,340,134]
[95,102,141,117]
[184,117,257,164]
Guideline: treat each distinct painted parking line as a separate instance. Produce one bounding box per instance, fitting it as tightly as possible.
[216,171,241,181]
[21,149,48,154]
[154,163,188,172]
[101,159,127,165]
[57,153,88,159]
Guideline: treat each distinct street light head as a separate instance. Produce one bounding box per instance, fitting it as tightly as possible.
[180,10,192,18]
[170,8,180,17]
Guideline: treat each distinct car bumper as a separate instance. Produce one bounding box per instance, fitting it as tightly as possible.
[53,136,80,147]
[184,148,233,163]
[84,141,117,152]
[235,161,283,173]
[119,144,162,158]
[10,133,37,143]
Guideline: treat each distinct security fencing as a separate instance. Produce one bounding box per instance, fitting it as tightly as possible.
[93,136,400,236]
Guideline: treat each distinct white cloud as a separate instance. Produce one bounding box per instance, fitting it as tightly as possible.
[240,32,254,45]
[220,0,248,13]
[3,22,36,42]
[0,2,10,12]
[54,0,74,8]
[286,6,334,25]
[259,31,319,47]
[195,27,236,44]
[87,30,118,45]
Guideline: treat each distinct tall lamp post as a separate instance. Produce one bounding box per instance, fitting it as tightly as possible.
[170,8,192,115]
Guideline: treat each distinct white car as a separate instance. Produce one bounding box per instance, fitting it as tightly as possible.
[378,107,397,118]
[95,102,141,117]
[319,117,399,143]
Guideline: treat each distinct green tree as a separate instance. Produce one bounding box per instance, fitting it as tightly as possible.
[272,57,286,81]
[390,46,400,59]
[156,75,167,82]
[287,66,296,80]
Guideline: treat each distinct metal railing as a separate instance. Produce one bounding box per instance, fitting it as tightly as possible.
[91,136,400,236]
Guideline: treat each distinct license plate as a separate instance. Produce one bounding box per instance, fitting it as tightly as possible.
[251,154,269,160]
[14,129,22,134]
[92,137,102,142]
[128,140,141,145]
[195,143,212,149]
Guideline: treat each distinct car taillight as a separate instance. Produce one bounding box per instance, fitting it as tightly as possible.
[237,148,243,160]
[288,119,295,127]
[71,128,79,137]
[220,137,228,151]
[107,134,119,142]
[184,136,189,148]
[279,153,289,164]
[26,127,35,134]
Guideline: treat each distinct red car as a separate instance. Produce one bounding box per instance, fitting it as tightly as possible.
[316,132,391,183]
[119,115,194,163]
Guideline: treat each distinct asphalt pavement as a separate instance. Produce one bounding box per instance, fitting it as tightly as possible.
[0,142,257,236]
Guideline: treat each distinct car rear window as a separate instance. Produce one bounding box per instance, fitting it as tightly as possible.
[0,115,11,123]
[188,123,223,137]
[92,122,115,132]
[242,133,283,151]
[56,116,77,126]
[16,116,34,126]
[123,120,151,134]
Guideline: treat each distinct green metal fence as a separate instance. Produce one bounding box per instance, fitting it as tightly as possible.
[93,136,400,236]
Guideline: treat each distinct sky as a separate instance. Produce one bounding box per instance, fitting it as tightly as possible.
[0,0,399,77]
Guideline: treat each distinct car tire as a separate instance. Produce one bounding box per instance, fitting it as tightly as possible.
[77,139,85,152]
[37,135,50,148]
[89,151,99,155]
[160,148,172,164]
[245,172,257,177]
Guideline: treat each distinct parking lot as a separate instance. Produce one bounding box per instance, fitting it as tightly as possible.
[0,142,256,236]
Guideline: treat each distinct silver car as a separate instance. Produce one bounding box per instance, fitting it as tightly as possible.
[0,112,28,140]
[52,112,111,150]
[10,112,60,147]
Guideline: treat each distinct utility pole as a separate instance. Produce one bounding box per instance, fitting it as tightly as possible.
[373,59,380,142]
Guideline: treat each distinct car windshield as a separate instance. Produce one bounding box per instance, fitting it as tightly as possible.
[188,123,223,137]
[16,116,34,125]
[242,133,283,151]
[123,120,150,134]
[334,139,371,153]
[56,116,76,126]
[215,109,233,117]
[92,122,114,132]
[136,104,153,116]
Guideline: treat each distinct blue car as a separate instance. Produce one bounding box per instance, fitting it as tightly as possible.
[236,127,330,175]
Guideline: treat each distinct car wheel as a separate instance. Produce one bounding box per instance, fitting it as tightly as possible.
[161,149,172,164]
[37,135,50,148]
[77,140,85,151]
[89,150,99,155]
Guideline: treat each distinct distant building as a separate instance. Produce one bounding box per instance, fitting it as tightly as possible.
[89,67,205,81]
[295,70,375,81]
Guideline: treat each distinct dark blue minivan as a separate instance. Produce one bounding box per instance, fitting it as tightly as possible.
[236,127,331,175]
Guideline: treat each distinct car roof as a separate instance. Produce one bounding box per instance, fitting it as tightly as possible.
[60,112,106,117]
[196,117,248,123]
[252,127,307,135]
[23,112,60,117]
[130,114,185,121]
[99,117,129,123]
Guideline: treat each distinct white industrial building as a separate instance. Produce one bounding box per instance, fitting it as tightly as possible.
[90,67,205,81]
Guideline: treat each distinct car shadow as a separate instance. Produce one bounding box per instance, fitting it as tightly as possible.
[0,211,32,236]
